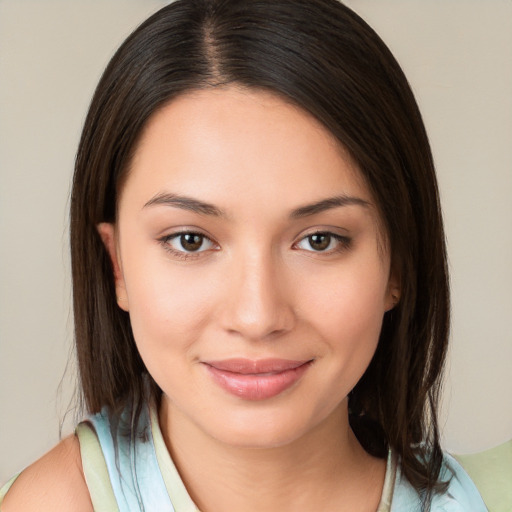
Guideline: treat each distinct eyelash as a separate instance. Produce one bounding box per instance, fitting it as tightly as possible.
[158,230,352,260]
[294,231,352,255]
[158,231,217,260]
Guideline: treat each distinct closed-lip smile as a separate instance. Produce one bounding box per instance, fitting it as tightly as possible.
[202,358,313,400]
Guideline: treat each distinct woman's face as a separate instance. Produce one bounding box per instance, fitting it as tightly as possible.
[100,87,398,448]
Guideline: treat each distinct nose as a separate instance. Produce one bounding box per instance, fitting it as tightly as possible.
[220,251,296,341]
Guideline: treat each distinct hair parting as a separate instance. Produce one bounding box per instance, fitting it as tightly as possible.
[70,1,450,506]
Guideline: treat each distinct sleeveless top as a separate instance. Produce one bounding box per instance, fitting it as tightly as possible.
[0,400,488,511]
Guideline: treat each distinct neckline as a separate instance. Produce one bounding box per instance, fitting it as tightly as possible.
[149,402,201,511]
[149,402,396,512]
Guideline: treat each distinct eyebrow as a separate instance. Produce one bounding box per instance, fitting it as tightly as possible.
[290,195,371,218]
[143,193,226,217]
[143,192,370,218]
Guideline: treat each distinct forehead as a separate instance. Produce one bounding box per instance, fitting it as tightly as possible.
[122,86,375,219]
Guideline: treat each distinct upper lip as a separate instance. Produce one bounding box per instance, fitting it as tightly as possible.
[203,358,312,374]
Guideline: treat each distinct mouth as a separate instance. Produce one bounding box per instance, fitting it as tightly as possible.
[202,358,314,400]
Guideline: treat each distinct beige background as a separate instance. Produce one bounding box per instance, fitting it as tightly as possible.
[1,0,511,483]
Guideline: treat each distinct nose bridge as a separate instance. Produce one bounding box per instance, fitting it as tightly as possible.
[222,245,294,340]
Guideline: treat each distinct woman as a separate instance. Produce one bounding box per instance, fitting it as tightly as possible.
[0,0,488,510]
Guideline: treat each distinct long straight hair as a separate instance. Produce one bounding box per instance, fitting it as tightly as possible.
[71,0,450,506]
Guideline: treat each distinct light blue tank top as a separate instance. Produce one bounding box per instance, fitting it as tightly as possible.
[83,401,175,511]
[75,401,488,511]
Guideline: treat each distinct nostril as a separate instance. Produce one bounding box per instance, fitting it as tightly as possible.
[219,257,296,339]
[221,295,295,340]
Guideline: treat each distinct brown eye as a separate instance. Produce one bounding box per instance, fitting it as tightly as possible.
[163,231,215,254]
[180,233,204,252]
[295,232,352,254]
[308,233,331,251]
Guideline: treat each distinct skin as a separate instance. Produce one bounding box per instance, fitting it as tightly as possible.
[1,436,92,511]
[3,87,399,511]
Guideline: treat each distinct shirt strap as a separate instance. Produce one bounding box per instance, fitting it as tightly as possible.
[75,421,120,511]
[0,473,21,508]
[377,450,397,511]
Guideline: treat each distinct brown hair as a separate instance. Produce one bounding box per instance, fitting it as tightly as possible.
[70,0,449,506]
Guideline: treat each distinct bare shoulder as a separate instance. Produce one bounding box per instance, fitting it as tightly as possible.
[1,434,93,512]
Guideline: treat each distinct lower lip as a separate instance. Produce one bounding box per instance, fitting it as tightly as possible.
[204,362,312,400]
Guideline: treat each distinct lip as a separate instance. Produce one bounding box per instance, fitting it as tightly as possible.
[202,358,313,400]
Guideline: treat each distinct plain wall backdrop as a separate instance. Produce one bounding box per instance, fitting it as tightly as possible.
[1,0,511,483]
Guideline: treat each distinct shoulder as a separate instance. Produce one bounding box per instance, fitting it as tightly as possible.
[1,435,93,512]
[391,452,488,511]
[432,453,488,511]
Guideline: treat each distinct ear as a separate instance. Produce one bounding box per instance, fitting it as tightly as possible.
[97,222,129,312]
[385,269,401,312]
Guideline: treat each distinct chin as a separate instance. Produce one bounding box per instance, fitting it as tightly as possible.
[202,405,329,450]
[213,425,308,450]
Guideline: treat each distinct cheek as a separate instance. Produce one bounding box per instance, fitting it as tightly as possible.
[304,257,388,335]
[120,245,218,358]
[300,255,389,376]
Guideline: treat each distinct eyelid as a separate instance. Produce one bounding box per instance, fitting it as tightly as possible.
[293,229,352,254]
[158,229,219,260]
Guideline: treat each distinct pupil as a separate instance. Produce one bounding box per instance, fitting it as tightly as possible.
[309,233,330,251]
[181,233,203,251]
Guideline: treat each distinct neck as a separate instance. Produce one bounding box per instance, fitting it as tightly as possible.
[159,398,385,512]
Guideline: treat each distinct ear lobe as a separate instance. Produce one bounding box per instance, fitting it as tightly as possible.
[385,271,401,312]
[97,222,129,311]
